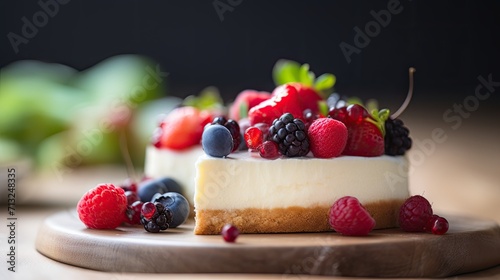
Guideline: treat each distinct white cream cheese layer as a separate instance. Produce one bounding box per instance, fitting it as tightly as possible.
[144,145,205,205]
[195,153,409,210]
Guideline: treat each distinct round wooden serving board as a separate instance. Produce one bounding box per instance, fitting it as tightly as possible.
[36,209,500,278]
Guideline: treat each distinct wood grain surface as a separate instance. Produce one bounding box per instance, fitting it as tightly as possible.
[35,209,500,278]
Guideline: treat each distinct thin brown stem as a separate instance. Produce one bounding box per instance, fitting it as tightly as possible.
[392,67,416,119]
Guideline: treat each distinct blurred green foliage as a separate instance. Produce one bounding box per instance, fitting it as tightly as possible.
[0,55,170,172]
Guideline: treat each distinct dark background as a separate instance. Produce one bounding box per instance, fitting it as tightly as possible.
[1,0,500,107]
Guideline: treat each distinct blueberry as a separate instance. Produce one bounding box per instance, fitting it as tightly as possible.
[137,177,182,202]
[202,124,233,157]
[152,192,190,228]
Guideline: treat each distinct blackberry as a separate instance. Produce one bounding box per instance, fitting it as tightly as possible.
[269,113,310,157]
[384,118,412,156]
[140,202,173,233]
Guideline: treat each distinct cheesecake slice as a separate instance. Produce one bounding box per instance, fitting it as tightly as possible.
[144,145,204,207]
[194,152,409,234]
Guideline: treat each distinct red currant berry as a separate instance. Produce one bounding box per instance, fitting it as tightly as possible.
[125,191,140,205]
[141,202,156,220]
[258,141,280,159]
[346,104,369,124]
[244,126,263,150]
[431,216,449,235]
[221,224,240,242]
[120,178,138,193]
[126,201,144,225]
[328,107,347,123]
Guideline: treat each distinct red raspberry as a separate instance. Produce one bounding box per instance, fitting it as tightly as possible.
[329,196,376,236]
[399,195,433,232]
[308,118,348,158]
[77,183,128,229]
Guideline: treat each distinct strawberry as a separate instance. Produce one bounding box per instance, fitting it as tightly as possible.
[248,83,323,126]
[329,104,388,157]
[343,121,384,156]
[154,106,212,150]
[308,118,348,158]
[229,90,271,121]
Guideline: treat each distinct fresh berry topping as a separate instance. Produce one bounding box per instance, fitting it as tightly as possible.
[125,201,144,225]
[229,90,271,121]
[326,93,347,109]
[248,83,323,126]
[140,202,173,233]
[384,118,412,156]
[152,192,190,228]
[430,216,449,235]
[244,126,264,150]
[303,108,319,130]
[125,191,140,205]
[221,224,240,242]
[399,195,433,232]
[329,104,389,157]
[77,184,128,229]
[211,117,241,152]
[154,106,212,150]
[343,120,385,157]
[328,106,347,123]
[120,178,137,193]
[137,177,182,202]
[258,140,280,159]
[328,196,376,236]
[269,113,310,157]
[308,118,348,158]
[224,119,241,152]
[201,124,233,157]
[346,104,370,124]
[211,116,228,126]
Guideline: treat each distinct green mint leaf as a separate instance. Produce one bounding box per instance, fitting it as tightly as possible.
[314,73,336,91]
[272,59,301,86]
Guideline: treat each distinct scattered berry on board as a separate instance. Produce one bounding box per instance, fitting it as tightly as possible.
[430,216,449,235]
[140,202,173,233]
[152,192,190,228]
[221,224,240,242]
[399,195,433,232]
[77,183,128,229]
[137,177,182,202]
[399,195,449,235]
[329,196,376,236]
